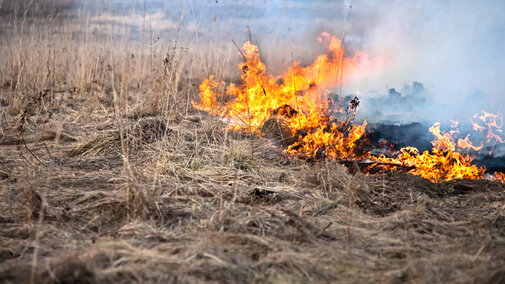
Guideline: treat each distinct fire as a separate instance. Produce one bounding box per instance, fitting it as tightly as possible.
[194,34,505,183]
[491,172,505,183]
[474,111,504,143]
[370,123,486,182]
[285,121,367,160]
[194,33,376,160]
[472,111,504,155]
[457,135,483,152]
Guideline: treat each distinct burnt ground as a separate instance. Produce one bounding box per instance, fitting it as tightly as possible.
[1,90,505,283]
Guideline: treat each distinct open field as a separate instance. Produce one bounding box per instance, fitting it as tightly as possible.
[1,2,505,283]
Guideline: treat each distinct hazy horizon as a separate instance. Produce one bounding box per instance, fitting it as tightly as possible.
[4,0,503,123]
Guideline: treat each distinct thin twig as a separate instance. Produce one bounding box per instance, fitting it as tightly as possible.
[290,47,302,129]
[232,40,267,96]
[338,3,353,98]
[244,88,254,160]
[493,204,505,225]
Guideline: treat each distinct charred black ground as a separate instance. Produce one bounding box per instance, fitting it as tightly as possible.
[365,122,505,174]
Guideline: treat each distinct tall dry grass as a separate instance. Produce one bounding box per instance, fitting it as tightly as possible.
[0,4,196,115]
[0,0,257,242]
[1,3,505,283]
[0,5,199,281]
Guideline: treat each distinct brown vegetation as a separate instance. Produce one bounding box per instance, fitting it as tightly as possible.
[0,2,504,283]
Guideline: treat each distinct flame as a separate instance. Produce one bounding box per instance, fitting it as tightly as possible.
[194,33,377,159]
[472,111,504,155]
[457,135,483,152]
[194,34,505,183]
[475,111,504,143]
[370,123,486,182]
[491,172,505,183]
[285,121,367,160]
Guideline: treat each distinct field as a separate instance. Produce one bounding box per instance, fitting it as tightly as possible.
[1,2,505,283]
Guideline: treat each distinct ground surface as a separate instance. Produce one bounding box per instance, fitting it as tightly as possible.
[0,89,505,284]
[0,2,505,282]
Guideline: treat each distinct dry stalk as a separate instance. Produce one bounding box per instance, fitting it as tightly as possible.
[244,90,254,160]
[232,40,267,96]
[338,3,353,98]
[29,193,44,284]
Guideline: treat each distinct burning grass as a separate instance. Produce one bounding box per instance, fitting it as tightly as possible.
[2,108,505,282]
[194,34,505,184]
[1,7,505,284]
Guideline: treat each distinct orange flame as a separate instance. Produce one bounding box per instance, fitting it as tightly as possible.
[491,172,505,183]
[472,111,504,155]
[475,111,504,143]
[285,122,367,160]
[194,33,377,159]
[370,123,486,182]
[457,135,483,152]
[194,34,505,183]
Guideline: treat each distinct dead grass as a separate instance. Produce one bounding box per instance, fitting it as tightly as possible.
[1,3,505,284]
[2,98,504,283]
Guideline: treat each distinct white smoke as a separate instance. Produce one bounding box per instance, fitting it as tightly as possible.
[73,0,505,122]
[350,0,505,121]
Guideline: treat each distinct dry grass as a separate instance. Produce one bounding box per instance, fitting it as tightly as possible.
[1,3,505,284]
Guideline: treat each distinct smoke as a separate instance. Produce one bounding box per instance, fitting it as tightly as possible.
[348,0,505,122]
[32,0,505,123]
[5,0,504,163]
